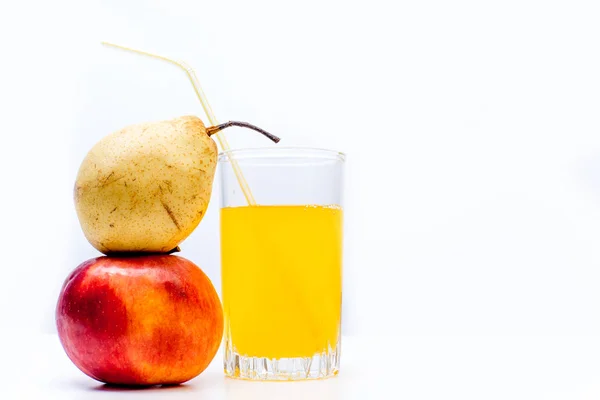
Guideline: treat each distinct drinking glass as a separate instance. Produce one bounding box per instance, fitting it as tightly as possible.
[219,147,344,380]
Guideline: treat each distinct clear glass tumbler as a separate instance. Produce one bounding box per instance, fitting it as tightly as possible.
[219,147,344,380]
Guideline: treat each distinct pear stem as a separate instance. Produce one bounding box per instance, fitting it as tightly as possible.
[207,121,280,143]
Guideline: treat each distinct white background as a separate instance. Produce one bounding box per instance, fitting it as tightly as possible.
[2,0,600,340]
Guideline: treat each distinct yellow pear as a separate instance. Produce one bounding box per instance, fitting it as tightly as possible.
[74,115,279,254]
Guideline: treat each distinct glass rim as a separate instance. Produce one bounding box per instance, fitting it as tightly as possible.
[218,146,346,162]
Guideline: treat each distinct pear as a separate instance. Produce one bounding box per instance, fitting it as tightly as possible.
[74,115,279,254]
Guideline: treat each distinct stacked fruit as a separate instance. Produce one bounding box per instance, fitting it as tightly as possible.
[56,116,278,385]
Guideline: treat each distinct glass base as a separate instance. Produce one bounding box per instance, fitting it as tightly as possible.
[224,339,341,380]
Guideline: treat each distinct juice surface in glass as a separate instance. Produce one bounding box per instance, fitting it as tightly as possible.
[221,204,342,359]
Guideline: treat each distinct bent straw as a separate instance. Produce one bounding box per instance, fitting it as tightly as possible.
[101,41,256,205]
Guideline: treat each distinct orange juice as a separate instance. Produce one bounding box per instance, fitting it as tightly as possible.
[221,205,342,359]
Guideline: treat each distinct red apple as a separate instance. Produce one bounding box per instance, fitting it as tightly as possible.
[56,255,223,385]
